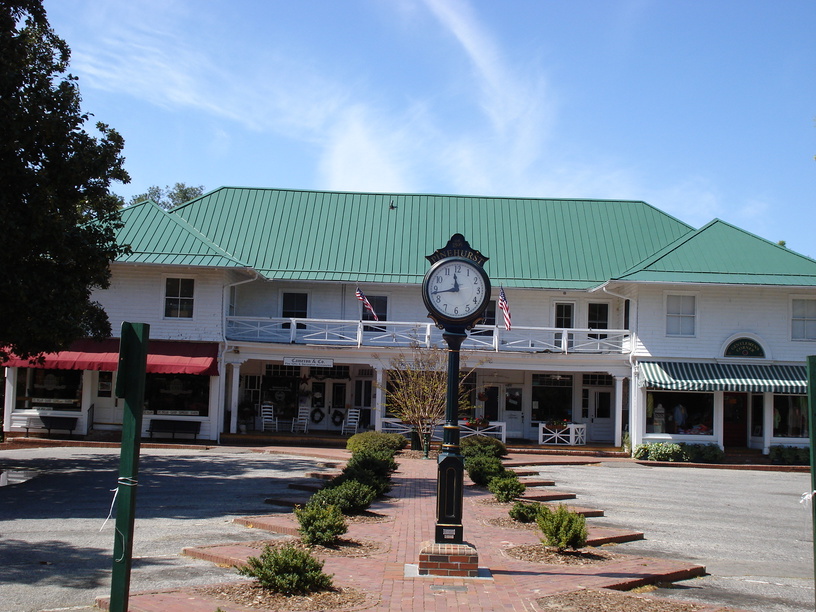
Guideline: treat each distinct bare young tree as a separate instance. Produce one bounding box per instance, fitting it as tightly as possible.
[375,343,488,458]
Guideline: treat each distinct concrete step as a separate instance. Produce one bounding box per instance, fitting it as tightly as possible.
[288,482,322,493]
[503,458,603,468]
[264,494,310,507]
[517,478,555,487]
[520,490,577,502]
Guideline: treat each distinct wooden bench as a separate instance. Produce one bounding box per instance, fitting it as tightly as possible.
[147,419,201,440]
[39,415,79,437]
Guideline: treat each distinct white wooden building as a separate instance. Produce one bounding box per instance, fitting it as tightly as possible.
[4,188,814,454]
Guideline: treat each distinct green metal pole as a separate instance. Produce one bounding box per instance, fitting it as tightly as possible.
[109,322,150,612]
[808,355,816,610]
[435,329,466,544]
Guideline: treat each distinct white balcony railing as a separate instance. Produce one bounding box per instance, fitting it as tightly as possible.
[226,316,630,354]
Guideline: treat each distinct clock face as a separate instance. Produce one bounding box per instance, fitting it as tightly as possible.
[423,258,489,321]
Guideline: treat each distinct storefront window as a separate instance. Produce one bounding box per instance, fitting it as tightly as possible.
[144,374,210,416]
[16,368,82,411]
[531,374,572,422]
[773,395,808,438]
[646,391,713,435]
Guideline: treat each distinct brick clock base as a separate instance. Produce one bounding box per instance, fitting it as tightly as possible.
[417,541,479,577]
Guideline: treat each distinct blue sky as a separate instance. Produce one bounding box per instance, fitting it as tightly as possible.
[44,0,815,256]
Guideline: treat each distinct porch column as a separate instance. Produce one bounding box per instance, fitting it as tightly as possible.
[631,374,645,449]
[763,392,774,455]
[228,362,243,434]
[3,368,15,435]
[374,365,386,432]
[613,376,625,448]
[81,371,94,435]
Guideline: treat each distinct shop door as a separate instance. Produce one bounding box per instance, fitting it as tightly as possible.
[310,381,348,430]
[582,389,613,443]
[723,392,748,447]
[328,382,348,430]
[503,387,524,438]
[483,385,524,438]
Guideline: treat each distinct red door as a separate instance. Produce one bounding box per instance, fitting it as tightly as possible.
[723,393,748,448]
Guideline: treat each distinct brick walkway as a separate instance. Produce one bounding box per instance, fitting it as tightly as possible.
[95,448,744,612]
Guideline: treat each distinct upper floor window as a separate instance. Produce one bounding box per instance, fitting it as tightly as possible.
[666,294,695,337]
[282,292,307,329]
[587,303,609,339]
[362,295,387,332]
[792,299,816,340]
[165,278,194,318]
[471,300,496,337]
[555,302,574,328]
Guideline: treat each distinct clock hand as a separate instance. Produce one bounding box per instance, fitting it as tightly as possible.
[452,274,460,291]
[431,287,457,295]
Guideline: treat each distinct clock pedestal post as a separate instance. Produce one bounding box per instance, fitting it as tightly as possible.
[435,329,466,544]
[418,328,480,577]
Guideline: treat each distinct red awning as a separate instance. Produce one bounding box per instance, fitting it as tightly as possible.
[2,339,219,376]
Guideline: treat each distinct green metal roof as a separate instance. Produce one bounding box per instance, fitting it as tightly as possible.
[115,200,249,268]
[616,219,816,286]
[161,187,693,289]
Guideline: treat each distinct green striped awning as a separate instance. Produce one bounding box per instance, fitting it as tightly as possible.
[639,361,808,394]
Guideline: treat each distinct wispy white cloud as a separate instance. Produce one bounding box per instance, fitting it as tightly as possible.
[59,0,743,238]
[319,105,413,193]
[68,3,348,140]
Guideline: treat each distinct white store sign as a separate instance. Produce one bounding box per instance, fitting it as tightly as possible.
[283,357,334,368]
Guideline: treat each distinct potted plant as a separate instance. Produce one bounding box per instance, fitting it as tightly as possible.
[464,415,490,429]
[545,419,570,431]
[238,401,256,433]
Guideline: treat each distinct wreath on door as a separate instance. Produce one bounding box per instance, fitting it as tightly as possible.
[331,409,344,426]
[310,408,325,423]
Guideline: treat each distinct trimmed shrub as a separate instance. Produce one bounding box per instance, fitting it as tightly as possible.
[647,442,685,462]
[636,442,726,463]
[634,442,686,462]
[464,454,508,486]
[345,449,398,480]
[460,435,507,459]
[346,431,406,455]
[769,445,810,465]
[328,465,391,497]
[310,479,377,514]
[681,443,725,463]
[488,474,526,503]
[294,502,347,546]
[509,501,542,523]
[632,444,650,460]
[238,543,333,594]
[536,504,588,551]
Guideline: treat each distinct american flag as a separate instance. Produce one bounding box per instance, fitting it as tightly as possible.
[498,286,512,330]
[356,287,378,321]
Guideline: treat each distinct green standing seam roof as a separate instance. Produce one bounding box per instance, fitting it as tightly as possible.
[616,219,816,286]
[639,361,808,394]
[113,188,816,289]
[115,200,250,268]
[163,187,693,288]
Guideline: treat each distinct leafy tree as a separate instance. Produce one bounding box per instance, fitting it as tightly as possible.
[0,0,130,360]
[128,182,204,210]
[375,344,487,457]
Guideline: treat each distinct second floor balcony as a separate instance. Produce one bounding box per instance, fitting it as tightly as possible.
[226,316,631,354]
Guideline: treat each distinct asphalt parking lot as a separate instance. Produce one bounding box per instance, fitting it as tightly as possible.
[0,445,814,612]
[0,446,317,612]
[536,461,815,612]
